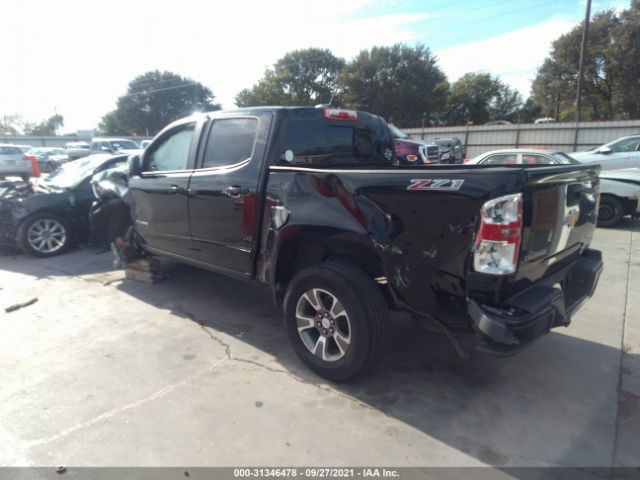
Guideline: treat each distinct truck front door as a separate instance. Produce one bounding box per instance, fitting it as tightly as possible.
[187,115,267,276]
[128,121,197,256]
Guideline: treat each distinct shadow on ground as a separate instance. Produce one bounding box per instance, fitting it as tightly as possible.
[112,259,635,470]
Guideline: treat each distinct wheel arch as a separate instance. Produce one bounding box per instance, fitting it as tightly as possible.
[272,233,392,308]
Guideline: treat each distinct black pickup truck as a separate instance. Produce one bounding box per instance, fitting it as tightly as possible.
[126,107,603,381]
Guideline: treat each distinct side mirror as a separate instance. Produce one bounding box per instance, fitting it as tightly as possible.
[128,154,142,177]
[597,147,612,155]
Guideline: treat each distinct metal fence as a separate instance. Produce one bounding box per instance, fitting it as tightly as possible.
[404,120,640,160]
[0,135,152,148]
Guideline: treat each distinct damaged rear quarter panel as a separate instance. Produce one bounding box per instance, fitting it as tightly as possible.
[259,167,526,317]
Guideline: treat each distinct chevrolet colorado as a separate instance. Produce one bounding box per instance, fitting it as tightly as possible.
[127,107,603,380]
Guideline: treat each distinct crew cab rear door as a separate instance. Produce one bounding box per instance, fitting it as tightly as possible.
[128,119,200,256]
[186,113,271,276]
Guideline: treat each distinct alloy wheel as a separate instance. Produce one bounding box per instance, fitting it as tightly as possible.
[27,219,67,254]
[295,288,352,362]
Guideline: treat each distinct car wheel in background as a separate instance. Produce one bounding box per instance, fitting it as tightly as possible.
[597,195,624,228]
[46,161,57,172]
[283,261,389,381]
[17,213,71,257]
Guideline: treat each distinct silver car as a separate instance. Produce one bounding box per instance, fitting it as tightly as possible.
[466,148,640,227]
[0,144,31,181]
[571,135,640,171]
[26,147,70,173]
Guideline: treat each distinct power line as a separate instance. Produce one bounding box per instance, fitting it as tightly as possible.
[456,0,560,27]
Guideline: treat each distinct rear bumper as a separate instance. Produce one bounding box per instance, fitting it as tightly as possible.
[468,248,603,355]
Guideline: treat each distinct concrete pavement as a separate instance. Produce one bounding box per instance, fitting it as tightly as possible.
[0,221,638,468]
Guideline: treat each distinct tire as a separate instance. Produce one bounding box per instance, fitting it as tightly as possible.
[598,195,624,228]
[46,161,56,172]
[283,261,390,381]
[20,175,30,182]
[17,213,71,257]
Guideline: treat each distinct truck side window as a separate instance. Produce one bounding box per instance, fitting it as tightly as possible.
[201,118,258,169]
[144,124,195,172]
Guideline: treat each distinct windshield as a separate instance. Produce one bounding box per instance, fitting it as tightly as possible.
[435,140,453,149]
[40,156,107,189]
[388,125,410,139]
[550,152,579,164]
[110,140,139,150]
[603,136,640,153]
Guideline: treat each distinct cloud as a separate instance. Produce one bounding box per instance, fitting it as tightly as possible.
[435,15,577,97]
[0,0,435,131]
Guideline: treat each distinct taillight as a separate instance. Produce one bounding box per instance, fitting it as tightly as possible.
[474,193,522,275]
[322,108,358,121]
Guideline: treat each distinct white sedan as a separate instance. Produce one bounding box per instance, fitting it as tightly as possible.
[466,148,640,227]
[571,135,640,171]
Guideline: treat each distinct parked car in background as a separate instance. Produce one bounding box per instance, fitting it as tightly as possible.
[571,135,640,171]
[0,154,129,257]
[597,169,640,227]
[0,144,31,181]
[25,147,70,172]
[66,141,90,160]
[535,117,556,124]
[434,137,465,164]
[465,148,638,227]
[140,139,152,149]
[90,138,140,155]
[465,148,578,165]
[15,145,33,153]
[388,125,439,164]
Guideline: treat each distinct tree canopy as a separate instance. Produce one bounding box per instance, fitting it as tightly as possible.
[235,48,345,107]
[339,44,448,127]
[532,2,640,121]
[446,72,522,125]
[100,70,220,136]
[24,114,64,136]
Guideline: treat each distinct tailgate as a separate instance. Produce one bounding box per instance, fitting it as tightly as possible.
[507,164,600,296]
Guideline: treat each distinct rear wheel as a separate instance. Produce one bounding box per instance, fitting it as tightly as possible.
[17,213,71,257]
[598,195,624,228]
[46,161,57,172]
[283,262,389,381]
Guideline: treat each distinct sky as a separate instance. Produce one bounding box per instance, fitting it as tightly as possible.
[0,0,631,133]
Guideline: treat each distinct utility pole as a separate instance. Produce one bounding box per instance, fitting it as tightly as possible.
[575,0,592,123]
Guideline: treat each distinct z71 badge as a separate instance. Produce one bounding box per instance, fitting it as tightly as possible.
[407,179,465,191]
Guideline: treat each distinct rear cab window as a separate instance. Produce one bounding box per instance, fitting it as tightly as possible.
[275,109,395,168]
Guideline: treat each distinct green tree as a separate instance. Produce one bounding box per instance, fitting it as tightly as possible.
[24,114,64,135]
[531,4,640,121]
[517,97,543,123]
[339,44,448,127]
[609,2,640,118]
[235,48,345,107]
[0,114,24,135]
[446,72,522,125]
[100,71,220,135]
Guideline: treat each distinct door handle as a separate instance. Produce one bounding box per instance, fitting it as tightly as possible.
[223,185,249,198]
[166,185,185,194]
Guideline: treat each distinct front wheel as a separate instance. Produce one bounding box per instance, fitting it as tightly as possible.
[17,213,71,257]
[598,195,624,228]
[283,262,389,381]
